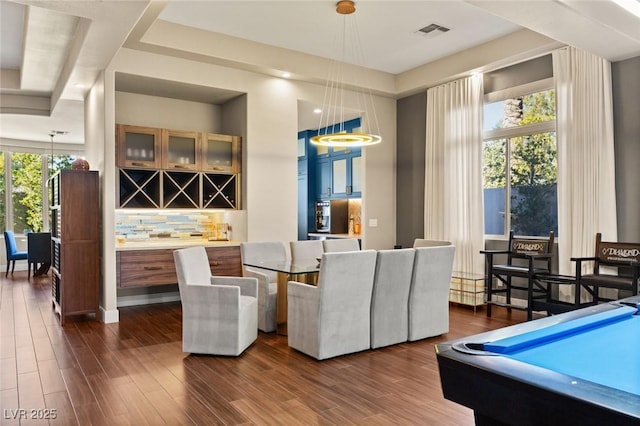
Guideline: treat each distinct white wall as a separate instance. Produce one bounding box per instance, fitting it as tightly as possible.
[92,47,396,321]
[88,71,119,323]
[115,92,222,132]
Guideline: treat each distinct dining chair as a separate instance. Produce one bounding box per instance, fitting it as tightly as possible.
[370,248,415,349]
[240,241,289,332]
[4,231,28,277]
[173,246,258,356]
[290,240,324,263]
[288,250,377,360]
[27,232,51,277]
[408,245,456,341]
[322,238,360,253]
[413,239,452,247]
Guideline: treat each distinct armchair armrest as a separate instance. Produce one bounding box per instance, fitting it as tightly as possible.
[571,256,599,279]
[288,280,318,299]
[182,282,240,306]
[288,281,319,312]
[211,276,258,298]
[243,267,270,285]
[570,256,598,262]
[287,281,320,328]
[480,249,511,255]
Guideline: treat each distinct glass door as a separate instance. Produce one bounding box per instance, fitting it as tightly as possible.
[117,125,162,169]
[202,134,241,173]
[162,129,200,171]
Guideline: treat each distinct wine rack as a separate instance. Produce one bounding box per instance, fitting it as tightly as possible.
[203,173,239,209]
[119,169,161,208]
[162,171,199,208]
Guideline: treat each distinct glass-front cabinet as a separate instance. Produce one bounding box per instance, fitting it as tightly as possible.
[162,129,200,171]
[116,124,242,210]
[351,156,362,194]
[117,125,162,169]
[331,155,361,197]
[202,133,241,173]
[332,158,348,195]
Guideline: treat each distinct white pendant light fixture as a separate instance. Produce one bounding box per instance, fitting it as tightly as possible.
[310,0,382,148]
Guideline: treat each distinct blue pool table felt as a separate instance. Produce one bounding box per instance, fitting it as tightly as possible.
[484,306,640,396]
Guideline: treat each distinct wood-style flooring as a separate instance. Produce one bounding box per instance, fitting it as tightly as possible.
[1,271,528,425]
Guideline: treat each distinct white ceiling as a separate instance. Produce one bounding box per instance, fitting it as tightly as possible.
[1,0,639,146]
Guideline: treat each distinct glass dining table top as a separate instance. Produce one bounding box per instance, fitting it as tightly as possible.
[242,259,320,275]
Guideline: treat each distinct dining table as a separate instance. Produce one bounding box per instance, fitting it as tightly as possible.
[242,259,320,335]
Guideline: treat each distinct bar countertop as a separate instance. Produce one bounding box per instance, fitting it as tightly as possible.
[115,238,241,251]
[307,233,361,239]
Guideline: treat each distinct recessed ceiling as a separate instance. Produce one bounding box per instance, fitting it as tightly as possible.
[1,0,639,145]
[158,1,522,75]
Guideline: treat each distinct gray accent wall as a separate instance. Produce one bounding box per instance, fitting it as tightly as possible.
[483,55,552,93]
[396,92,426,248]
[396,54,640,248]
[612,56,640,242]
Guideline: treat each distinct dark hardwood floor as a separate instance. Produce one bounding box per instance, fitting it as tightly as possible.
[1,271,529,425]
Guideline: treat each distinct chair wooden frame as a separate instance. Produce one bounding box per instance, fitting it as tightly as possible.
[481,230,555,320]
[571,233,640,303]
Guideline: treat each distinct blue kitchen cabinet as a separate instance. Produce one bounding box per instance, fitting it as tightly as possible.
[316,157,332,199]
[330,154,361,198]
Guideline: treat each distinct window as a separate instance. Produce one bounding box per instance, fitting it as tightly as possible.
[482,87,558,238]
[0,152,5,229]
[1,151,75,233]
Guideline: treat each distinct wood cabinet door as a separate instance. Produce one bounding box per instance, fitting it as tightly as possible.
[205,246,242,276]
[118,249,178,287]
[117,245,242,288]
[202,134,241,173]
[61,241,99,315]
[117,125,162,169]
[162,129,201,171]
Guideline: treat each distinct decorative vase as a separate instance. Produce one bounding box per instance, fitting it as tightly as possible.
[71,158,90,171]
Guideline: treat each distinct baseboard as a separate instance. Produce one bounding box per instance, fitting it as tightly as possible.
[101,307,120,324]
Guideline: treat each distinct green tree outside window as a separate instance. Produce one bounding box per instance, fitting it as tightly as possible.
[4,152,74,233]
[0,152,5,228]
[483,89,557,237]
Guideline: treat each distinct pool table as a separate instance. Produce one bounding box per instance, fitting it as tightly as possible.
[436,295,640,426]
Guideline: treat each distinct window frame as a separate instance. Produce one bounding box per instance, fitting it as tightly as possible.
[0,149,78,233]
[482,78,557,240]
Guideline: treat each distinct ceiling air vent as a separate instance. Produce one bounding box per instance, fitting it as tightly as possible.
[416,23,450,38]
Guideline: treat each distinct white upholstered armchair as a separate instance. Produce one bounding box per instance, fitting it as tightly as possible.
[322,238,360,252]
[290,240,324,263]
[413,239,452,247]
[174,247,258,356]
[408,245,456,341]
[240,241,289,332]
[287,250,377,360]
[370,248,416,349]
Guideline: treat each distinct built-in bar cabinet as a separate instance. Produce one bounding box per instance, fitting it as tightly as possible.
[116,124,242,209]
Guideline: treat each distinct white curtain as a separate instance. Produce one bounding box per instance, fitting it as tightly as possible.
[553,47,617,278]
[425,75,484,275]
